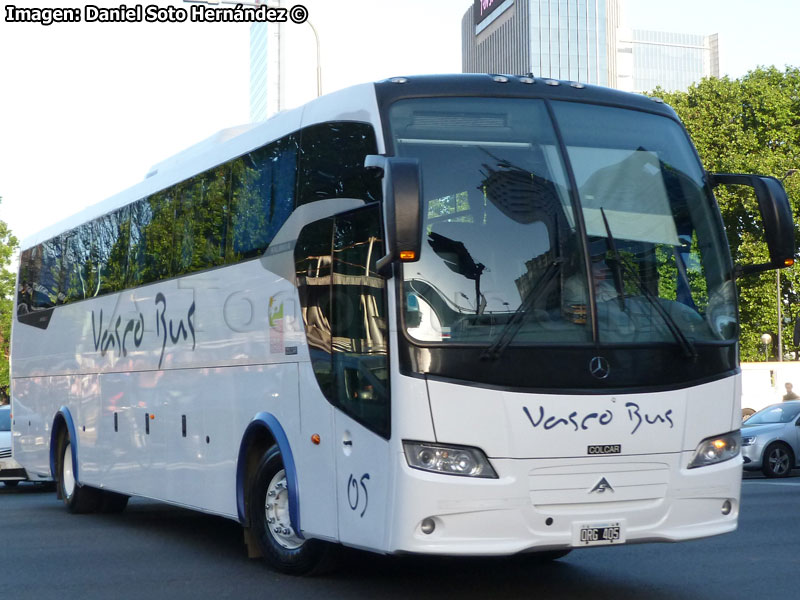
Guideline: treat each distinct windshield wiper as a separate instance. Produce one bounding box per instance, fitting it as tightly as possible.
[598,209,698,361]
[480,258,562,361]
[600,208,626,312]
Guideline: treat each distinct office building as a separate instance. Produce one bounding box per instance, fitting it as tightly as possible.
[462,0,719,92]
[617,29,719,92]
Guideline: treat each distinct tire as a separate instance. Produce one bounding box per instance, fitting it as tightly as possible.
[249,445,332,575]
[762,442,794,478]
[3,480,20,488]
[57,433,101,513]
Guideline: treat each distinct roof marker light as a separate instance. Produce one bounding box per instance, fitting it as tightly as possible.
[492,75,509,83]
[570,82,586,89]
[390,77,409,84]
[651,97,665,103]
[519,77,535,84]
[545,79,559,86]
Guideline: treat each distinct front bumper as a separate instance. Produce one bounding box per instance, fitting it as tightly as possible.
[388,452,741,555]
[741,442,765,470]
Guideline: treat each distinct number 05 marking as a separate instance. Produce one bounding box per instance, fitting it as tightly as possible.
[346,473,370,518]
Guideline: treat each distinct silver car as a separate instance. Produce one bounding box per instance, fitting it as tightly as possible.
[742,401,800,478]
[0,405,28,487]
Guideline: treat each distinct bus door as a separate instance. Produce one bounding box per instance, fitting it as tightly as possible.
[295,204,391,549]
[330,205,391,550]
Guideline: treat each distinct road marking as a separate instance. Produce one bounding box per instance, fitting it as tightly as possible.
[742,479,800,487]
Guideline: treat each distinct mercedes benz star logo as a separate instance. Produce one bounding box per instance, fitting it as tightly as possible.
[590,477,614,494]
[589,356,610,380]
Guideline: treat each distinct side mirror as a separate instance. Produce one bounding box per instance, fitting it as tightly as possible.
[365,155,423,277]
[710,173,795,276]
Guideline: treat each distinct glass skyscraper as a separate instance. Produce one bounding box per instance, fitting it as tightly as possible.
[463,0,620,87]
[462,0,718,92]
[619,30,719,92]
[528,0,620,87]
[250,22,269,122]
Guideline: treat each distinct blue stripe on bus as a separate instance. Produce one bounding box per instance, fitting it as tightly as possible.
[49,407,79,484]
[236,413,302,538]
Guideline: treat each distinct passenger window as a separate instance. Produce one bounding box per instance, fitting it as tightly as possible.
[129,192,175,286]
[64,225,92,302]
[296,122,381,207]
[231,136,297,260]
[175,166,230,275]
[93,207,130,296]
[34,238,64,308]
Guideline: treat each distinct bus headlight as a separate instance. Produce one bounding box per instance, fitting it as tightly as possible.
[403,441,498,478]
[688,431,740,469]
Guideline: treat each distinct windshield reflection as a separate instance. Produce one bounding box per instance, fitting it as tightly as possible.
[389,97,735,350]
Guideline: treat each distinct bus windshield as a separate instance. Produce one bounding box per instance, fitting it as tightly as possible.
[389,97,735,349]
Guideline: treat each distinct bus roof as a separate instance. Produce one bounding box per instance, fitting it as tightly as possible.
[21,81,381,249]
[21,74,676,249]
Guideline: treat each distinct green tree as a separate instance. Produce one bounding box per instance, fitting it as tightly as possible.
[655,67,800,361]
[0,197,19,401]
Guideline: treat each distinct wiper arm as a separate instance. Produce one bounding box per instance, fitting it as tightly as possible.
[600,208,626,312]
[480,259,562,361]
[598,209,697,360]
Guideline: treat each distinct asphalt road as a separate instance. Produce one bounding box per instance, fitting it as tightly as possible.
[1,473,797,600]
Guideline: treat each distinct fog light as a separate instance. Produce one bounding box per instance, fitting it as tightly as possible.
[420,518,436,535]
[721,500,732,515]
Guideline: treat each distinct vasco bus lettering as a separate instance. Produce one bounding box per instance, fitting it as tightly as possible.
[91,309,145,358]
[11,74,792,575]
[154,293,196,369]
[524,405,614,432]
[625,402,674,435]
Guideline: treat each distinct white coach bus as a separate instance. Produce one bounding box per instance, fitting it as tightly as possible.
[11,74,794,573]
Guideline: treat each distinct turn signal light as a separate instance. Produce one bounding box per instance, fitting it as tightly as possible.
[399,250,416,261]
[784,258,794,267]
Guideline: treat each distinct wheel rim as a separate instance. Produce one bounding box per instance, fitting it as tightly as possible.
[62,442,76,498]
[264,469,303,550]
[768,447,790,475]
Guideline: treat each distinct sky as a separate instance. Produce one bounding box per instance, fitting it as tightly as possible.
[1,0,799,249]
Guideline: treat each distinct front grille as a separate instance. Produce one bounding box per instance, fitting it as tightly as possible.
[530,461,670,510]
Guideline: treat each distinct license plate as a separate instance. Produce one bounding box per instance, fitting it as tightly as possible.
[572,522,625,546]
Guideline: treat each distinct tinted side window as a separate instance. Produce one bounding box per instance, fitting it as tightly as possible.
[175,165,230,276]
[129,192,175,286]
[296,122,381,207]
[64,225,92,302]
[231,135,297,261]
[37,239,63,308]
[93,207,130,297]
[17,248,35,314]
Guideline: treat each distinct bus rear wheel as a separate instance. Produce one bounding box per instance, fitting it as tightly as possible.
[249,446,331,575]
[58,434,101,513]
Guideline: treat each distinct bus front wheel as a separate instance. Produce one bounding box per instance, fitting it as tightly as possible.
[249,445,332,575]
[57,433,101,513]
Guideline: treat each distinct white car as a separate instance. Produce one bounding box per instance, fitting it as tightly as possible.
[0,405,27,487]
